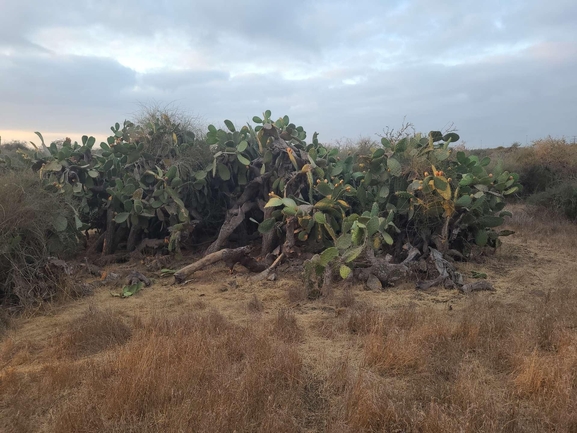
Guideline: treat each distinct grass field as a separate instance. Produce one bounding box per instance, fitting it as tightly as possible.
[1,204,577,432]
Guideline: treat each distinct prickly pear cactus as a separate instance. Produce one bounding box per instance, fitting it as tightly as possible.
[27,110,521,274]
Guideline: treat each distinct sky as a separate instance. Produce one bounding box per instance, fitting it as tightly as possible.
[1,0,576,148]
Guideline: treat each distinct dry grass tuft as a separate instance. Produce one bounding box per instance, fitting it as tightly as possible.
[287,283,308,303]
[55,304,132,358]
[337,287,356,308]
[247,294,264,313]
[273,308,304,343]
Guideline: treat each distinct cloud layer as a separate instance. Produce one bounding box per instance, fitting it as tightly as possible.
[1,0,576,147]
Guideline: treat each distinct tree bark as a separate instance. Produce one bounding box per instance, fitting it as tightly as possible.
[282,218,296,256]
[127,226,142,252]
[102,207,116,256]
[86,231,105,255]
[205,201,257,255]
[112,226,128,252]
[204,175,269,256]
[260,204,276,256]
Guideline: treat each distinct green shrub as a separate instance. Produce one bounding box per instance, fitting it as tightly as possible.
[497,138,577,196]
[520,165,559,195]
[468,138,577,222]
[528,182,577,221]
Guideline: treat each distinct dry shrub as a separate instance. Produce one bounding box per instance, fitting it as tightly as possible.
[493,138,577,191]
[336,287,356,308]
[332,136,378,160]
[472,138,577,221]
[0,308,10,338]
[0,170,79,307]
[55,305,132,358]
[531,137,577,181]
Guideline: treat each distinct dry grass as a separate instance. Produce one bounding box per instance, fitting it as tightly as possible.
[2,206,577,432]
[1,309,306,433]
[54,304,132,358]
[315,295,577,432]
[506,203,577,249]
[288,282,309,303]
[3,291,577,432]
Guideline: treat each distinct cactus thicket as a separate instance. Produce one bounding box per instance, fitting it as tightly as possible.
[20,111,520,289]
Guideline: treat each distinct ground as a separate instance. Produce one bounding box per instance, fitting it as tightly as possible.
[1,205,577,432]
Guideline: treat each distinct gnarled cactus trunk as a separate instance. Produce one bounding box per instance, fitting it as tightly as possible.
[205,174,269,255]
[260,203,277,256]
[102,207,116,256]
[205,201,257,255]
[126,226,142,252]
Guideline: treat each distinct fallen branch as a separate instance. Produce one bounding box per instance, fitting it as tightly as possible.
[416,248,463,290]
[232,255,267,273]
[416,248,496,293]
[357,245,420,286]
[416,275,448,291]
[126,271,152,287]
[94,253,131,267]
[174,246,251,283]
[251,253,285,282]
[460,281,495,294]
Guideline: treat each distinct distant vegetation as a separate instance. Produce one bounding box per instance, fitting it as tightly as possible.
[468,137,577,221]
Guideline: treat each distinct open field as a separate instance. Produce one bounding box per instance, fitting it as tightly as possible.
[1,204,577,433]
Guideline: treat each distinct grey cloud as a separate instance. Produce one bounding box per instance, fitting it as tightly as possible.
[1,0,576,147]
[139,70,230,92]
[0,53,136,131]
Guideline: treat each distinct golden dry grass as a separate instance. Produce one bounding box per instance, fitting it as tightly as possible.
[1,205,577,432]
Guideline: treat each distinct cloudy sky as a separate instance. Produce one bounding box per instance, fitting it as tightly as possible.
[1,0,576,148]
